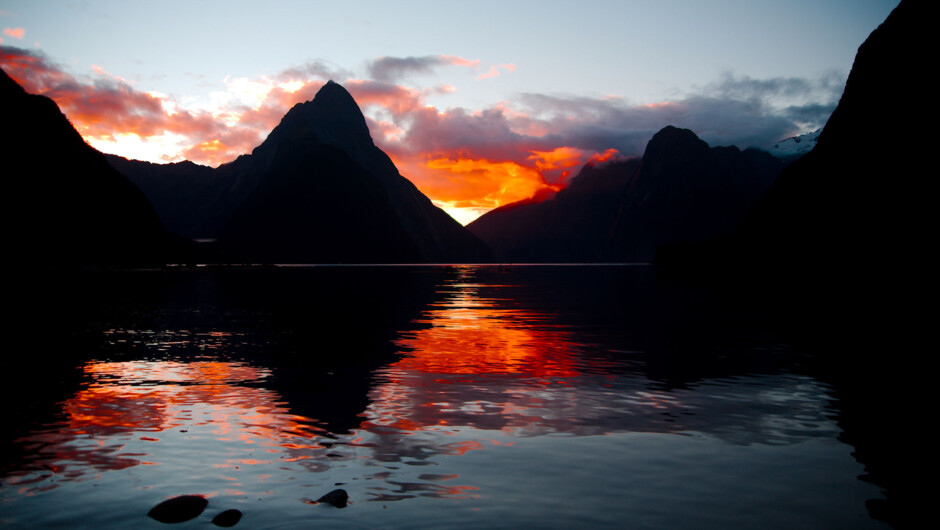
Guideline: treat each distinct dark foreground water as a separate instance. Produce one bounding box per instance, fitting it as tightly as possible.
[0,265,891,528]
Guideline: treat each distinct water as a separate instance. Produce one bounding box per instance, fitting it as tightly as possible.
[0,265,888,528]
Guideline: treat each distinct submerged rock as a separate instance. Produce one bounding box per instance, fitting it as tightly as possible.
[211,509,243,527]
[147,495,208,523]
[316,489,349,508]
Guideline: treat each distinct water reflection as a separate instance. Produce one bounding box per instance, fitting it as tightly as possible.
[0,266,883,528]
[362,266,840,445]
[8,359,330,495]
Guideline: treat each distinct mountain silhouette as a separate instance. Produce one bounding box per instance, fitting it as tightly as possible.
[720,0,928,275]
[111,81,492,264]
[1,68,172,267]
[468,126,782,263]
[467,157,641,262]
[659,0,929,284]
[105,156,226,240]
[218,142,422,263]
[609,126,782,262]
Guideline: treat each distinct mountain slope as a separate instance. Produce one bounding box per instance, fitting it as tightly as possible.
[609,126,783,262]
[468,126,783,263]
[238,81,491,263]
[105,156,226,240]
[111,81,491,264]
[682,4,930,526]
[720,0,929,274]
[467,158,641,262]
[217,142,421,263]
[1,68,171,266]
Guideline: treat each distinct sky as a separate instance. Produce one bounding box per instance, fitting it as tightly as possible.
[1,0,899,224]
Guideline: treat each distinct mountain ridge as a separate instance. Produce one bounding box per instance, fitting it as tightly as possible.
[1,67,175,267]
[468,125,783,263]
[109,80,492,263]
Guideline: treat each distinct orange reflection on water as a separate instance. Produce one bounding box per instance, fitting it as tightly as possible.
[361,268,592,444]
[393,276,580,380]
[13,359,328,489]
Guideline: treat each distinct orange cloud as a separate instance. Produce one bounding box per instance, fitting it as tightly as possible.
[367,54,479,82]
[387,153,543,215]
[528,146,585,183]
[386,145,608,224]
[440,54,480,68]
[587,148,621,164]
[183,139,230,166]
[345,79,423,116]
[476,63,516,80]
[2,27,25,39]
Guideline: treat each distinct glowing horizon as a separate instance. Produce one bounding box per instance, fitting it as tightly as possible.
[1,1,897,224]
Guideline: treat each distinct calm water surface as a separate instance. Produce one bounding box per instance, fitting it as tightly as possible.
[0,265,887,528]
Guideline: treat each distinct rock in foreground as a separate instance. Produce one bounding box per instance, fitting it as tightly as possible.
[147,495,208,524]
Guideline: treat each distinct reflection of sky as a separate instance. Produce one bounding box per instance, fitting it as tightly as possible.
[364,266,840,443]
[0,267,874,528]
[8,360,326,490]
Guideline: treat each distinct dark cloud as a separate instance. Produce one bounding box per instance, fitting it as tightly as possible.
[507,76,837,155]
[276,60,352,84]
[369,56,447,82]
[391,106,535,159]
[707,71,844,101]
[780,102,837,131]
[1,45,72,93]
[366,54,477,82]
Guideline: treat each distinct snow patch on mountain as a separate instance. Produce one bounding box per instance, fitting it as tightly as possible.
[766,129,821,159]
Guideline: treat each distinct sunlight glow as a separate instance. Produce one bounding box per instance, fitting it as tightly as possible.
[85,132,190,164]
[278,79,305,93]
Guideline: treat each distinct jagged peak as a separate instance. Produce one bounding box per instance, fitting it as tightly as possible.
[311,79,358,107]
[254,80,375,158]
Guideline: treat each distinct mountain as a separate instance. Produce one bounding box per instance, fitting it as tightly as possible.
[110,81,492,264]
[701,0,929,278]
[609,126,783,262]
[105,156,226,240]
[468,126,783,263]
[467,157,641,262]
[1,68,173,267]
[217,142,422,263]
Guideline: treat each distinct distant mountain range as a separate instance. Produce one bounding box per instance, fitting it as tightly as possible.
[468,126,785,263]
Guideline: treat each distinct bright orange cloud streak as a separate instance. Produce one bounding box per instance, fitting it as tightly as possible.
[528,146,584,183]
[184,139,230,166]
[387,145,615,223]
[587,148,621,164]
[388,154,552,221]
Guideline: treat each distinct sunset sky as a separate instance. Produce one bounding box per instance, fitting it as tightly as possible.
[1,0,898,224]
